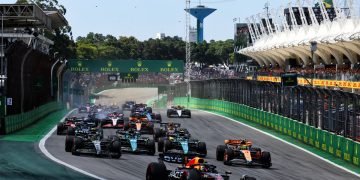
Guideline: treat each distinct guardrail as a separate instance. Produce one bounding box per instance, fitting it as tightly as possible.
[4,102,64,134]
[173,97,360,168]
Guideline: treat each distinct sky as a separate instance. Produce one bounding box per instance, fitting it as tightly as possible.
[3,0,287,41]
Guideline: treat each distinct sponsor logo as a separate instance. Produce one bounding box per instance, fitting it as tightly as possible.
[137,60,142,67]
[169,171,184,178]
[164,155,183,163]
[107,61,112,67]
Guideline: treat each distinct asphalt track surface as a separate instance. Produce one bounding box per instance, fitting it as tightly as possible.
[44,89,359,180]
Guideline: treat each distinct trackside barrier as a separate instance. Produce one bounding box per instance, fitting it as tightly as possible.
[4,102,64,134]
[173,97,360,168]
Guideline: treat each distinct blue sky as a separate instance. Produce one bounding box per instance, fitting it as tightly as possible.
[4,0,285,41]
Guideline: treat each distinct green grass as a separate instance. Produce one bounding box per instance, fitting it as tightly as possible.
[0,109,68,142]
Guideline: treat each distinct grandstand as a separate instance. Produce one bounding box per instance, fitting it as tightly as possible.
[237,0,360,92]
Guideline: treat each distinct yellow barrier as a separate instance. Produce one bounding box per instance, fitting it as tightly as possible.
[252,76,360,89]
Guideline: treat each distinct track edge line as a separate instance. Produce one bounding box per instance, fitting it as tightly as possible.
[38,109,106,180]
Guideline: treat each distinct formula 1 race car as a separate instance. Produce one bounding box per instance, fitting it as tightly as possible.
[146,156,232,180]
[110,129,155,155]
[158,132,207,158]
[167,106,191,118]
[57,116,85,135]
[71,133,121,158]
[216,139,271,168]
[131,103,153,113]
[65,121,103,152]
[124,112,154,134]
[78,106,89,114]
[122,101,136,111]
[153,123,190,142]
[100,112,127,128]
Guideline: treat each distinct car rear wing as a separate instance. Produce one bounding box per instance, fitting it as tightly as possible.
[159,151,206,164]
[160,123,181,128]
[224,140,252,146]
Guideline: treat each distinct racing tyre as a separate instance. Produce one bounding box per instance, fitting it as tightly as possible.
[163,139,171,153]
[188,112,191,118]
[155,114,162,123]
[72,137,82,156]
[197,142,207,157]
[56,123,63,135]
[146,107,153,113]
[67,127,75,136]
[158,138,164,152]
[153,128,161,142]
[146,139,156,156]
[261,151,271,168]
[65,135,74,152]
[110,140,122,159]
[216,145,227,161]
[223,148,234,165]
[146,162,167,180]
[123,118,129,130]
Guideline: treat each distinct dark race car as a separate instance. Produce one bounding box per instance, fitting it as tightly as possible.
[122,101,136,111]
[65,121,103,152]
[131,103,153,113]
[153,122,190,142]
[70,132,121,158]
[100,112,127,128]
[158,131,207,159]
[78,106,89,114]
[167,106,191,118]
[146,156,232,180]
[125,112,154,134]
[216,139,271,168]
[57,116,85,135]
[110,129,155,155]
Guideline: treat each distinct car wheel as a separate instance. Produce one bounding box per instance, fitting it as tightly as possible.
[197,142,207,157]
[57,123,63,135]
[157,138,164,152]
[153,128,161,142]
[224,148,234,165]
[163,139,171,153]
[146,162,167,180]
[65,135,74,152]
[216,145,227,161]
[72,137,82,156]
[110,140,122,159]
[67,127,75,136]
[261,151,271,168]
[147,139,156,156]
[155,114,162,123]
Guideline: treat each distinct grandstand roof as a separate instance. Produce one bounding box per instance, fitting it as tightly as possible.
[238,1,360,67]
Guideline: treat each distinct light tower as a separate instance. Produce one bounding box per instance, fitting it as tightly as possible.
[186,5,216,43]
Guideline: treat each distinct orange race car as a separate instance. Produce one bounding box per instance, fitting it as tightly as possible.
[124,111,154,134]
[216,139,271,168]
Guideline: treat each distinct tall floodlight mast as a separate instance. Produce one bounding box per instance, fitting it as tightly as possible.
[185,0,192,99]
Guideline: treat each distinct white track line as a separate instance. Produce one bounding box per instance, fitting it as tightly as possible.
[196,109,360,178]
[39,109,106,180]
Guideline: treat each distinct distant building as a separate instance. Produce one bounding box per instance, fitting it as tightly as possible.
[156,33,165,39]
[189,27,197,43]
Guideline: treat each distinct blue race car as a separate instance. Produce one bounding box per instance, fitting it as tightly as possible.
[111,129,155,155]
